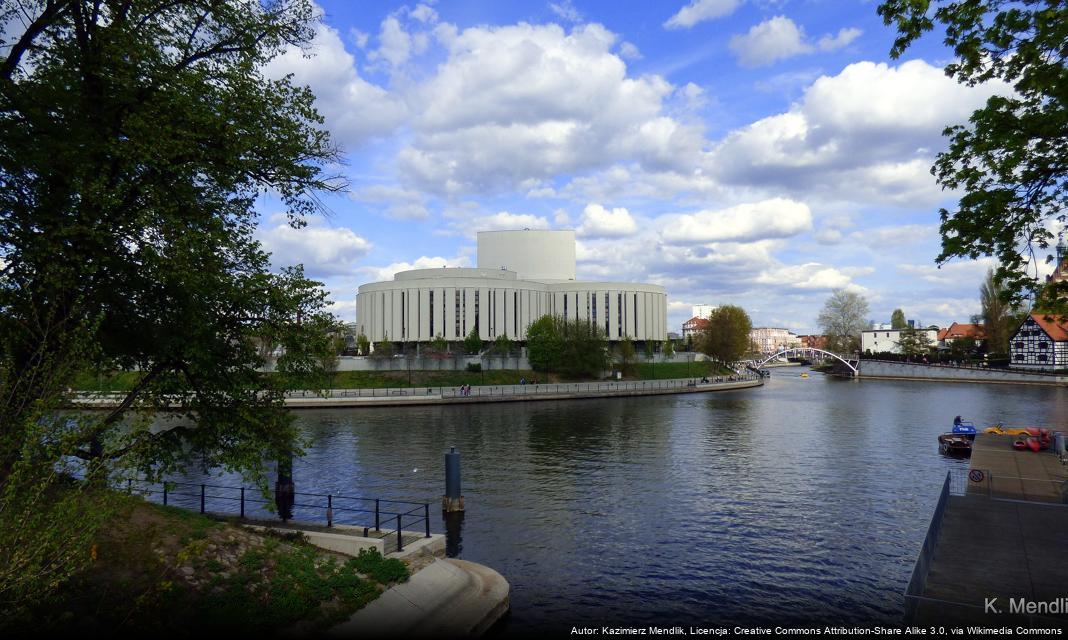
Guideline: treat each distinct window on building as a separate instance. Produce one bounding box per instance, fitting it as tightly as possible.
[1038,354,1048,362]
[429,290,434,337]
[1015,341,1024,349]
[563,294,568,321]
[1039,342,1049,350]
[474,290,479,334]
[514,291,518,336]
[617,293,622,337]
[401,292,406,339]
[1014,353,1024,361]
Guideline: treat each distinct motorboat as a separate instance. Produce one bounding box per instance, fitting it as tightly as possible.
[951,419,977,440]
[938,433,973,456]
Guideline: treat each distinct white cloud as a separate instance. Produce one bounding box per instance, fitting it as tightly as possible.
[664,0,741,30]
[619,41,642,60]
[709,60,1009,204]
[660,198,813,244]
[359,255,472,284]
[258,215,372,277]
[729,17,862,68]
[755,263,857,290]
[265,22,406,149]
[398,22,704,194]
[350,185,429,220]
[818,27,862,51]
[410,4,439,24]
[577,204,638,238]
[729,16,812,68]
[549,0,582,23]
[371,16,413,67]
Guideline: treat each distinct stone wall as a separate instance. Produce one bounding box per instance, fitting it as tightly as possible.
[858,360,1068,386]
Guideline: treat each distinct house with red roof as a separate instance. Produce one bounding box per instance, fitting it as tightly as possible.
[1009,313,1068,370]
[936,322,985,349]
[682,316,709,339]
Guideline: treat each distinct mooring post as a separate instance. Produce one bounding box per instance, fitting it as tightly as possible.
[442,446,464,512]
[274,454,295,522]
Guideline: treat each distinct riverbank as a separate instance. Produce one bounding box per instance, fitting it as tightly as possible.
[73,376,763,410]
[74,361,734,394]
[9,492,412,635]
[859,359,1068,386]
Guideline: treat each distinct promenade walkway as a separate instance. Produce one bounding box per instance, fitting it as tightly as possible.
[908,434,1068,626]
[73,376,763,410]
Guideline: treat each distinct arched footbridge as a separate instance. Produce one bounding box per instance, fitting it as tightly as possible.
[751,348,859,376]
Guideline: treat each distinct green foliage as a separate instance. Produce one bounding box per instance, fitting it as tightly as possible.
[817,289,870,354]
[878,0,1068,311]
[896,326,934,357]
[350,548,409,585]
[371,334,394,358]
[643,339,656,360]
[466,362,482,373]
[429,334,449,356]
[463,327,483,355]
[493,333,513,355]
[618,335,637,375]
[699,305,753,363]
[662,339,676,358]
[526,315,609,378]
[0,0,342,491]
[355,333,370,356]
[890,309,907,330]
[980,267,1017,356]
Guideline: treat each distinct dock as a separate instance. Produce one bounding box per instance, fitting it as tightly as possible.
[906,433,1068,626]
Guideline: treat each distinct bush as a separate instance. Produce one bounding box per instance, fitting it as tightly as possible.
[466,362,481,373]
[350,549,409,585]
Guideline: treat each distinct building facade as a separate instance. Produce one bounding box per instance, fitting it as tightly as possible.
[861,328,939,354]
[682,316,709,339]
[355,230,668,344]
[1009,314,1068,370]
[749,327,800,354]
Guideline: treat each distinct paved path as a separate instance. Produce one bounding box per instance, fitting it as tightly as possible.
[73,376,763,410]
[911,434,1068,626]
[328,558,509,637]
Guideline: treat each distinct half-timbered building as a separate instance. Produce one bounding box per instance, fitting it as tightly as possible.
[1009,314,1068,370]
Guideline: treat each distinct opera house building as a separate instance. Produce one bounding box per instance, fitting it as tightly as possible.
[355,230,667,345]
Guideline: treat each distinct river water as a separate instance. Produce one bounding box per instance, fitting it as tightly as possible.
[172,369,1068,631]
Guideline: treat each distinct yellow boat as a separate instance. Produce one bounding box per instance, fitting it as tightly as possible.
[984,425,1035,436]
[800,373,809,378]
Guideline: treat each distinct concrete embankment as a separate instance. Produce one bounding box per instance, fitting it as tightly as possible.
[859,360,1068,387]
[73,377,763,410]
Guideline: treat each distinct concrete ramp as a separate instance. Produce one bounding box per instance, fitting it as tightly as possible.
[329,558,509,637]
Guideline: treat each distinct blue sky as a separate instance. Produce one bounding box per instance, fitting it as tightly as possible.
[255,0,1025,335]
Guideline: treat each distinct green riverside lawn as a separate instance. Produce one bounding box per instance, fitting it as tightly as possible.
[19,491,409,635]
[76,361,735,393]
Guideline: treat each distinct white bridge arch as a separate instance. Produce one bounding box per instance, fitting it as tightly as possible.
[754,347,859,374]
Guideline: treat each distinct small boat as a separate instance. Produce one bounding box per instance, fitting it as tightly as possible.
[800,373,809,378]
[938,433,972,456]
[952,420,977,440]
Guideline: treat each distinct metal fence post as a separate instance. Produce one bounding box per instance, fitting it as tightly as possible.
[240,487,245,518]
[200,484,205,514]
[327,494,333,527]
[424,504,431,538]
[127,478,132,494]
[396,514,403,552]
[375,498,380,531]
[163,484,168,506]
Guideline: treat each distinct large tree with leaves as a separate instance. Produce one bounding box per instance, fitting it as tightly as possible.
[0,0,344,485]
[878,0,1068,311]
[817,289,870,354]
[698,305,753,363]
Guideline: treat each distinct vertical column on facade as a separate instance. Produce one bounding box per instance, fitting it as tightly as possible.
[608,290,619,340]
[389,290,401,343]
[416,288,429,342]
[478,287,489,340]
[444,288,456,340]
[636,292,646,340]
[495,288,506,338]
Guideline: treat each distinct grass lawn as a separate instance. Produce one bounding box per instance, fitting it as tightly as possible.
[18,492,409,635]
[74,359,735,392]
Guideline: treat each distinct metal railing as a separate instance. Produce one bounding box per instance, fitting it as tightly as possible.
[121,478,431,552]
[904,472,952,622]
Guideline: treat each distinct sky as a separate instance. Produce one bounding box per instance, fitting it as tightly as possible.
[253,0,1033,335]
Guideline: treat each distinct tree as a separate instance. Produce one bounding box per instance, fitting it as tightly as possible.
[463,327,483,355]
[371,335,394,359]
[980,267,1015,356]
[698,305,753,363]
[492,333,513,356]
[0,0,343,480]
[896,326,933,357]
[817,290,869,354]
[662,339,675,359]
[878,1,1068,312]
[643,340,656,360]
[429,334,449,357]
[526,314,608,378]
[890,309,907,330]
[618,335,637,376]
[355,333,370,357]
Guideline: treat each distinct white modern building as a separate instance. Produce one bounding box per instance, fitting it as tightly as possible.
[861,328,939,354]
[355,230,668,344]
[691,304,717,320]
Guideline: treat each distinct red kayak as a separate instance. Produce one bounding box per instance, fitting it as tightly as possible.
[1014,438,1029,451]
[1028,438,1042,452]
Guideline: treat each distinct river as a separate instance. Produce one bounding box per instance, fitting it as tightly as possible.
[170,369,1068,631]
